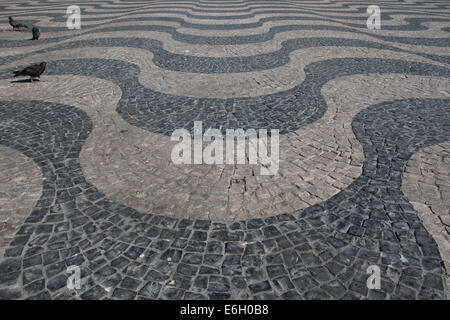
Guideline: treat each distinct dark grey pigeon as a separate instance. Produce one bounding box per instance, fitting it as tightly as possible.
[32,26,40,40]
[9,17,28,31]
[13,62,47,83]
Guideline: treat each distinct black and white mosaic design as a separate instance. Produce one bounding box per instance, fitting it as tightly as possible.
[0,0,449,300]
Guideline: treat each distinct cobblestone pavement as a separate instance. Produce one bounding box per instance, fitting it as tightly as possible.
[0,0,448,300]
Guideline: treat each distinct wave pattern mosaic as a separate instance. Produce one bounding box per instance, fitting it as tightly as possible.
[0,0,449,300]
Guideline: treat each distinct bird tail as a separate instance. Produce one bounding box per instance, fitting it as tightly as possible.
[13,71,24,77]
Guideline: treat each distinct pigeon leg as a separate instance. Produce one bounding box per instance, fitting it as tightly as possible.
[30,79,34,83]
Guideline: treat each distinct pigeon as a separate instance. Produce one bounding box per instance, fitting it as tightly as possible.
[13,62,47,83]
[32,26,40,40]
[9,17,28,31]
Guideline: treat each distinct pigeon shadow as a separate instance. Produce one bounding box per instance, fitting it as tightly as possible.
[10,79,43,83]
